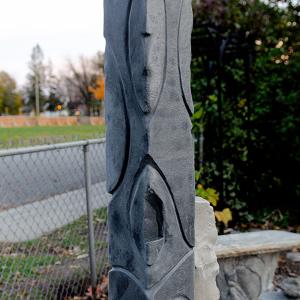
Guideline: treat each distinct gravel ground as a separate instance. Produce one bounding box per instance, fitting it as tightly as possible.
[274,248,300,296]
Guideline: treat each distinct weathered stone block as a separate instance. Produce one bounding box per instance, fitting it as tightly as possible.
[260,291,290,300]
[217,253,278,300]
[194,197,219,300]
[279,277,300,298]
[215,231,300,300]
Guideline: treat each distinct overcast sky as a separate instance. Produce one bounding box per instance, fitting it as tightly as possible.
[0,0,105,86]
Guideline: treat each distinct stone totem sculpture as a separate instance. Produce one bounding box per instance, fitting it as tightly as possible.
[104,0,195,299]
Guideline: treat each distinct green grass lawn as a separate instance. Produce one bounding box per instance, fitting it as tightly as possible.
[0,125,105,148]
[0,208,108,299]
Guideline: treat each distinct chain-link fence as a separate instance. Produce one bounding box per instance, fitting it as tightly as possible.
[0,134,104,150]
[0,139,111,299]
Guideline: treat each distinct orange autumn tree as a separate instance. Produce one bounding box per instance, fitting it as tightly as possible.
[88,76,105,116]
[89,77,105,101]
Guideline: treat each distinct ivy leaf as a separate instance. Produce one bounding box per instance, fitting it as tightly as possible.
[206,188,219,207]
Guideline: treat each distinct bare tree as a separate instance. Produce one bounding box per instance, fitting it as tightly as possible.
[63,52,104,116]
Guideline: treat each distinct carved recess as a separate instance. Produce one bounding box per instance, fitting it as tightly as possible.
[104,0,195,299]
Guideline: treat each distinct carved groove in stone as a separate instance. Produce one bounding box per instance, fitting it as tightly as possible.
[109,268,148,300]
[105,46,130,193]
[178,0,194,116]
[152,250,194,300]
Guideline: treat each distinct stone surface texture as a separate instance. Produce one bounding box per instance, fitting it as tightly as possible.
[194,197,219,300]
[260,291,290,300]
[286,252,300,274]
[217,252,279,300]
[216,230,300,258]
[279,277,300,298]
[216,230,300,300]
[104,0,195,299]
[287,252,300,263]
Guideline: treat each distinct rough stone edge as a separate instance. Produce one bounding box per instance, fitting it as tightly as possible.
[216,234,300,259]
[194,197,220,300]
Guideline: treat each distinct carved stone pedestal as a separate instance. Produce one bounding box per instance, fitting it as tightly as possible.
[216,230,300,300]
[104,0,195,299]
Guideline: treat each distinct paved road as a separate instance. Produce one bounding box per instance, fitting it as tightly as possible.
[0,142,107,209]
[0,182,111,242]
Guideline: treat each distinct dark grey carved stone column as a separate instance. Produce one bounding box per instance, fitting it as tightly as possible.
[104,0,195,299]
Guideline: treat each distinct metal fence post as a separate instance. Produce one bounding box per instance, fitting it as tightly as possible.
[83,142,97,298]
[0,139,108,299]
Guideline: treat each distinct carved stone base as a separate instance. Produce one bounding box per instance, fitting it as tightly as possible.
[217,253,278,300]
[215,230,300,300]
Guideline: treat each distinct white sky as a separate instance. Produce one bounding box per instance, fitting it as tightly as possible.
[0,0,105,86]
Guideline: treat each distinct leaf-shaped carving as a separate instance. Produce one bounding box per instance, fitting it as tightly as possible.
[105,47,129,193]
[129,162,190,288]
[178,0,194,115]
[129,0,166,113]
[129,165,165,267]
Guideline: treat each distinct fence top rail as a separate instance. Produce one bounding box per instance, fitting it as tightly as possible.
[0,138,106,157]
